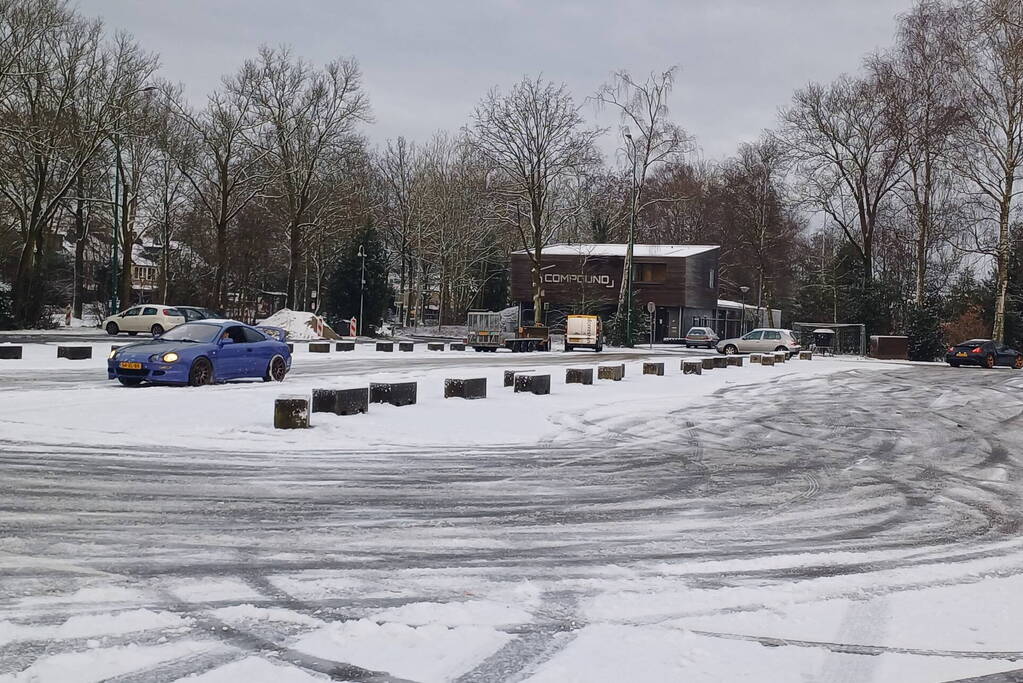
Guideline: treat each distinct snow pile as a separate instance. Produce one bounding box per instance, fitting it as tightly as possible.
[259,308,340,340]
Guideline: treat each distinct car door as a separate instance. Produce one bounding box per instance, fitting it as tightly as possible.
[118,306,142,331]
[213,325,250,379]
[242,326,272,377]
[138,306,158,333]
[737,330,762,352]
[995,343,1015,366]
[761,330,783,351]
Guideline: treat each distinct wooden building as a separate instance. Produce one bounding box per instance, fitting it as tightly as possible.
[510,244,721,341]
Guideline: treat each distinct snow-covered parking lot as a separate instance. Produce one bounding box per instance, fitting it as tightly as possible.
[2,344,1023,682]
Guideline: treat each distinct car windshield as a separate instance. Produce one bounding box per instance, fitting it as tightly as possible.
[959,339,989,345]
[159,322,221,343]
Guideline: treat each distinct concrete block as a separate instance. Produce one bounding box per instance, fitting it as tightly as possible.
[57,346,91,360]
[566,368,594,385]
[643,362,664,376]
[514,373,550,395]
[274,396,310,429]
[0,346,23,360]
[682,360,702,375]
[444,377,487,399]
[370,381,417,406]
[598,365,623,381]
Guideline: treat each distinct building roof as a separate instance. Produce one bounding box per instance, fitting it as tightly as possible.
[513,243,719,257]
[717,299,782,311]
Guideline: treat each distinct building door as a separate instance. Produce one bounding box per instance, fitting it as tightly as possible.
[654,307,670,342]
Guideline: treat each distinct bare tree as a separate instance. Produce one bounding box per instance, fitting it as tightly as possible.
[0,1,155,322]
[780,74,907,288]
[168,69,270,308]
[873,0,967,304]
[241,46,370,309]
[947,0,1023,341]
[376,137,425,325]
[467,76,600,325]
[720,135,801,325]
[594,67,691,343]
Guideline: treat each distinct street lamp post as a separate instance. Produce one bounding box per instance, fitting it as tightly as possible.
[357,245,366,336]
[623,128,637,347]
[110,132,121,313]
[739,285,750,335]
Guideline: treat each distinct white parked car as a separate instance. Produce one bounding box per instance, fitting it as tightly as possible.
[103,305,185,337]
[716,328,802,356]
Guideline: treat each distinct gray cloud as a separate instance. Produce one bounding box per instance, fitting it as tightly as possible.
[76,0,916,161]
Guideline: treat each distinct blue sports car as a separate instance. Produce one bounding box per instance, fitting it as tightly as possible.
[107,320,292,386]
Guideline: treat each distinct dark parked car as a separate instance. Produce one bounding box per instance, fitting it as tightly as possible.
[946,339,1023,369]
[175,306,224,322]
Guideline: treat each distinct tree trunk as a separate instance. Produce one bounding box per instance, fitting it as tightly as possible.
[993,195,1012,343]
[214,220,227,309]
[286,220,301,309]
[73,173,87,319]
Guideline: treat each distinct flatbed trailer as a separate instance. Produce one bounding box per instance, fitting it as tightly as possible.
[465,312,550,352]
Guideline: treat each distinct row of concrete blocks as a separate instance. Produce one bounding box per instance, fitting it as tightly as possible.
[274,377,491,428]
[305,341,464,353]
[0,345,95,360]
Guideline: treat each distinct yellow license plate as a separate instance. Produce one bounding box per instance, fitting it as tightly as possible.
[119,361,142,369]
[479,331,488,336]
[956,352,967,357]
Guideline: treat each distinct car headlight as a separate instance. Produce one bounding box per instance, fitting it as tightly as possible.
[108,349,118,359]
[161,352,179,363]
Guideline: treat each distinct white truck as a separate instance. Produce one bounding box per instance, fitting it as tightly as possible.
[564,314,603,352]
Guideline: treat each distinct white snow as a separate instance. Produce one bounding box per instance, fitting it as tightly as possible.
[292,619,511,683]
[0,640,215,683]
[181,657,328,682]
[514,243,718,257]
[2,347,1023,682]
[259,308,339,340]
[0,609,190,646]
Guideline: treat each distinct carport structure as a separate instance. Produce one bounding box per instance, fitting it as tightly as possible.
[792,322,866,356]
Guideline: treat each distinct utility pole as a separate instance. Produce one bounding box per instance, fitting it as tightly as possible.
[110,133,121,314]
[358,244,366,336]
[623,129,637,347]
[739,285,750,335]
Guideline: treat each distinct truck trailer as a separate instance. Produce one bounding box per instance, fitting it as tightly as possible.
[465,311,550,352]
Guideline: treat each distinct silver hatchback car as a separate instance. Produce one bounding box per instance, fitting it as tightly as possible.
[717,328,802,356]
[684,326,720,349]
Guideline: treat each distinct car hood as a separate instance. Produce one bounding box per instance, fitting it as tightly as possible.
[113,340,207,359]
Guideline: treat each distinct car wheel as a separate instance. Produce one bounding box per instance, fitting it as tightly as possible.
[105,322,119,335]
[188,357,213,386]
[595,344,602,352]
[985,353,996,369]
[1015,356,1023,370]
[151,324,164,336]
[723,344,738,355]
[263,355,287,382]
[775,346,788,353]
[117,377,143,387]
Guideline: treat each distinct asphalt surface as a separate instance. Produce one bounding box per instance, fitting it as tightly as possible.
[2,360,1022,681]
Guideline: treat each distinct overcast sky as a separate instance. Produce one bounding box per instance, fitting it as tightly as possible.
[75,0,916,163]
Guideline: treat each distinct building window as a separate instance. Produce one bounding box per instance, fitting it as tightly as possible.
[634,262,667,283]
[709,269,715,289]
[133,266,156,282]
